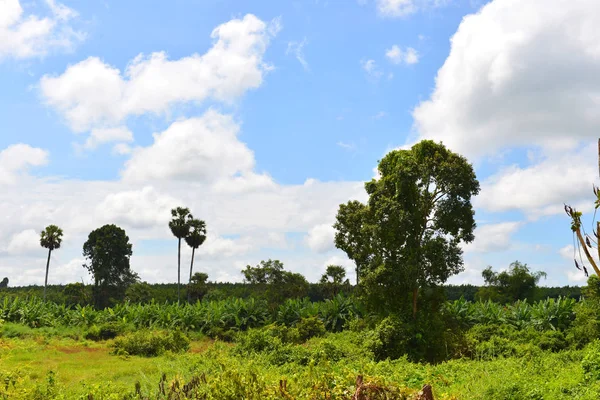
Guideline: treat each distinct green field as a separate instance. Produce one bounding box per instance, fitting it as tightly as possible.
[2,294,600,399]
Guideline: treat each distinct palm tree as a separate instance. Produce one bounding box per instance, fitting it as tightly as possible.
[40,224,63,301]
[169,207,193,303]
[185,219,207,303]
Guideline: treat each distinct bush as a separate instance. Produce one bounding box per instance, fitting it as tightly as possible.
[296,317,326,342]
[111,330,190,357]
[537,330,568,352]
[366,315,409,361]
[582,340,600,381]
[85,322,129,341]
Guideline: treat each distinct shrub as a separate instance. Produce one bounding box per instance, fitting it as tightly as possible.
[296,317,326,342]
[537,330,568,352]
[85,322,129,341]
[235,327,283,354]
[582,340,600,381]
[366,315,409,361]
[111,330,189,357]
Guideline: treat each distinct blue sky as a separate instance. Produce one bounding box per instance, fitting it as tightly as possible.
[0,0,598,287]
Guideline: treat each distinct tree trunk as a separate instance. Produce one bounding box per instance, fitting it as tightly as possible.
[177,238,181,304]
[43,249,52,301]
[356,266,360,286]
[412,287,418,319]
[187,247,196,303]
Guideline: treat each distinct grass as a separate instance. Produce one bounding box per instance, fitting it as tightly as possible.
[2,327,600,399]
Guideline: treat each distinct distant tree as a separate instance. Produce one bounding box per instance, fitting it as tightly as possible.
[0,277,8,288]
[185,219,207,303]
[63,282,89,306]
[125,282,153,304]
[334,140,480,318]
[169,207,193,303]
[188,272,209,303]
[40,224,63,301]
[82,224,138,309]
[319,265,350,298]
[476,260,547,303]
[242,259,309,306]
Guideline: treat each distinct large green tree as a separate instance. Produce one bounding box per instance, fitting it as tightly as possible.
[40,224,63,301]
[82,224,138,309]
[477,261,547,303]
[334,140,480,318]
[185,218,207,303]
[169,207,193,303]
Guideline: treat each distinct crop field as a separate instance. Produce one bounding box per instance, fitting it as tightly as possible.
[1,295,600,399]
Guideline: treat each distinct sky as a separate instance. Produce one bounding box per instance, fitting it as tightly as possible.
[1,0,598,288]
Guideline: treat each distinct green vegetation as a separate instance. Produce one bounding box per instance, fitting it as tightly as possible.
[2,140,600,398]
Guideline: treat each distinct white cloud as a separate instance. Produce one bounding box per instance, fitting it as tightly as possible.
[476,144,597,218]
[463,221,522,253]
[361,59,382,79]
[95,186,181,230]
[376,0,449,18]
[40,14,279,133]
[121,110,274,192]
[0,0,83,60]
[377,0,417,17]
[373,111,387,119]
[385,45,419,65]
[112,143,132,156]
[83,127,134,150]
[305,223,336,253]
[412,0,600,159]
[4,229,40,256]
[0,143,48,184]
[286,38,309,71]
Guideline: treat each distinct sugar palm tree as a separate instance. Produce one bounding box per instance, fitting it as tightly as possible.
[185,218,207,303]
[40,224,63,301]
[169,207,193,303]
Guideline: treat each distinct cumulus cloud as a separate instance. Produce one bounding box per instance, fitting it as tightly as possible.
[412,0,600,159]
[96,186,181,230]
[0,143,48,184]
[121,110,274,192]
[385,45,419,65]
[83,127,134,151]
[305,223,336,253]
[463,221,523,253]
[0,0,83,60]
[40,14,279,133]
[4,229,40,256]
[476,144,597,218]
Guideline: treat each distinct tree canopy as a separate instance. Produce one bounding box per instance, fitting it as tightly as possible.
[477,260,547,303]
[242,259,309,306]
[82,224,138,308]
[334,140,480,318]
[40,224,63,301]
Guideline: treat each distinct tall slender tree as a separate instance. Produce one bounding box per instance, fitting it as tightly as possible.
[185,218,207,303]
[169,207,193,303]
[40,224,63,301]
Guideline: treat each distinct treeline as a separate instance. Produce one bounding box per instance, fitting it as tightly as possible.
[0,281,581,306]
